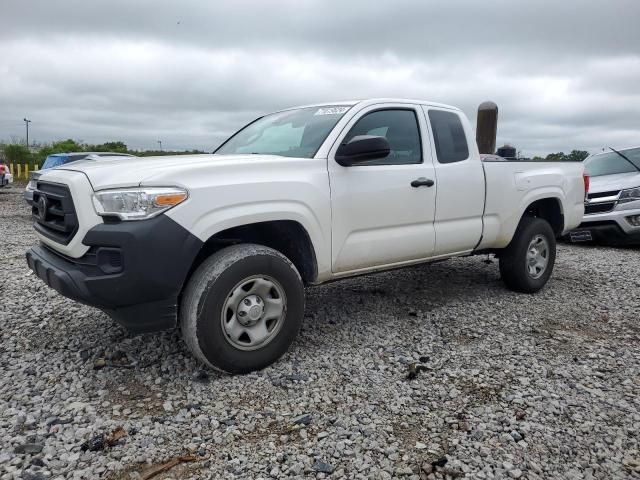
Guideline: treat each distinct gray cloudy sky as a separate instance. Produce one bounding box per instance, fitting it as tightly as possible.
[1,0,639,156]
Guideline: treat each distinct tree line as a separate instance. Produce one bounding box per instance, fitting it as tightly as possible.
[530,150,590,162]
[0,139,206,168]
[1,139,592,167]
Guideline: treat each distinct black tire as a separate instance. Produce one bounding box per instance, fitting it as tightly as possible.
[180,244,305,374]
[499,217,556,293]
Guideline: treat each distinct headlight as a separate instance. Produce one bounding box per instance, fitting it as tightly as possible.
[619,186,640,203]
[92,187,188,220]
[27,180,37,190]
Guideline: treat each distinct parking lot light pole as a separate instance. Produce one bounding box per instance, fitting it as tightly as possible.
[158,140,162,152]
[23,118,31,147]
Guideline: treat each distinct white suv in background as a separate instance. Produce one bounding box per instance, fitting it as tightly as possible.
[569,146,640,245]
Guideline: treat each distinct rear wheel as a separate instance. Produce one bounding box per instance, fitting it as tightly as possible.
[180,244,305,374]
[499,217,556,293]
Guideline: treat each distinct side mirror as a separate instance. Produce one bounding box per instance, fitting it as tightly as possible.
[335,135,390,166]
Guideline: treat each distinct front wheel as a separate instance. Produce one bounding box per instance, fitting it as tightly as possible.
[180,244,305,374]
[499,217,556,293]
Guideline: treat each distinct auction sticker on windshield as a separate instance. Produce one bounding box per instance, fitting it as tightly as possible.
[314,106,350,116]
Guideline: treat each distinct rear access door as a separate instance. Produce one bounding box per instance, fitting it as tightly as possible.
[422,106,485,255]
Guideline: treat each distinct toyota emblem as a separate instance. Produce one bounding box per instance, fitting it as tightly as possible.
[37,195,48,222]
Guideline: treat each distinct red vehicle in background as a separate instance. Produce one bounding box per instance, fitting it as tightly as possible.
[0,163,13,187]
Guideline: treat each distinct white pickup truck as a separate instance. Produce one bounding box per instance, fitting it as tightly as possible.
[26,99,586,373]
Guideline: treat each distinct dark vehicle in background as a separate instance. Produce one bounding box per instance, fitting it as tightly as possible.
[24,152,133,205]
[569,146,640,245]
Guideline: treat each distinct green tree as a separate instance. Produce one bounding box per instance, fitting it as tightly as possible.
[543,150,589,162]
[3,137,210,167]
[545,152,566,162]
[566,150,590,162]
[86,141,128,153]
[2,143,31,164]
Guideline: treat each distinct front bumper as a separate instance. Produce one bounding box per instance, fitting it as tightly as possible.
[24,186,34,205]
[569,218,640,246]
[572,203,640,245]
[26,214,203,333]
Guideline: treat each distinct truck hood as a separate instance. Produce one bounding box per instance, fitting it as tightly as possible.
[47,154,299,190]
[588,171,640,193]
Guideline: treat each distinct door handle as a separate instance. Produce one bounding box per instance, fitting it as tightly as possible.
[410,177,435,188]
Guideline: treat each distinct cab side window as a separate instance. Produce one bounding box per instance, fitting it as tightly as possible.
[428,110,469,164]
[342,109,422,165]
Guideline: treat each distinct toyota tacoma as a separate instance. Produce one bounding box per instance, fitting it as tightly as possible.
[26,99,587,373]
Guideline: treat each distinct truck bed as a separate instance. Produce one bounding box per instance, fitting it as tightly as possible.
[478,161,585,249]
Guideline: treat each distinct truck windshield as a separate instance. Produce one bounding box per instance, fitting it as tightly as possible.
[584,147,640,176]
[215,105,351,158]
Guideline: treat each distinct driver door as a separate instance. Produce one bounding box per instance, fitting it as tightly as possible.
[328,103,437,273]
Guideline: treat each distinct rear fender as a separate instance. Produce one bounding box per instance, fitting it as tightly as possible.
[481,187,565,249]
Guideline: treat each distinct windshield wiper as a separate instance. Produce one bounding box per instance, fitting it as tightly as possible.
[608,146,640,172]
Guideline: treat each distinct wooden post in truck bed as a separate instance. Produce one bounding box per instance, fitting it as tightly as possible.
[476,101,498,155]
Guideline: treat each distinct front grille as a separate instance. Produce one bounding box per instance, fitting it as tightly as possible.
[585,202,615,215]
[588,190,620,199]
[32,181,78,245]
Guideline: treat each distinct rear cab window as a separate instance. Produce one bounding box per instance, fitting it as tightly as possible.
[426,109,469,164]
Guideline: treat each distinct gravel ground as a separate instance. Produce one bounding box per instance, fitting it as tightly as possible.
[1,184,639,480]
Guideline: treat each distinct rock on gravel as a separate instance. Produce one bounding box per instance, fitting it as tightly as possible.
[1,186,639,479]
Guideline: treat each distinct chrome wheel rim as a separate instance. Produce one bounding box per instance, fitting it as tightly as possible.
[526,234,549,279]
[220,275,286,351]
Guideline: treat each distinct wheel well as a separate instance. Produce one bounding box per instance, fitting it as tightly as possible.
[187,220,318,286]
[523,198,564,236]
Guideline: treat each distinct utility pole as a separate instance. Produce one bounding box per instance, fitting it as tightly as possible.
[157,140,162,151]
[23,118,32,147]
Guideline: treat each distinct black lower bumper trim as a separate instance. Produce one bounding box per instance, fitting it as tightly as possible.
[26,215,203,333]
[27,246,93,303]
[104,299,179,334]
